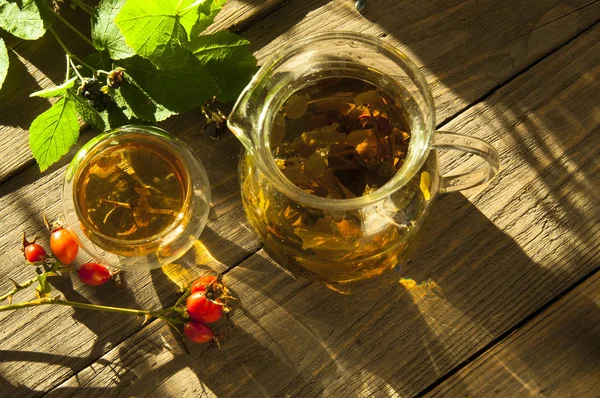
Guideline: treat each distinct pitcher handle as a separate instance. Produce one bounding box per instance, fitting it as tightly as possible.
[432,131,500,194]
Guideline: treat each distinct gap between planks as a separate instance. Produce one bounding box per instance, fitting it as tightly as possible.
[415,263,600,397]
[437,17,600,129]
[426,265,600,397]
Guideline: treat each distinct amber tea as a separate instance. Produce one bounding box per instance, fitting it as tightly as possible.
[74,135,190,256]
[241,77,434,285]
[272,78,412,197]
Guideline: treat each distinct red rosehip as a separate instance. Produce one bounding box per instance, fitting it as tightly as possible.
[183,321,215,344]
[78,262,112,286]
[24,243,47,262]
[50,227,78,265]
[191,275,218,294]
[186,292,223,323]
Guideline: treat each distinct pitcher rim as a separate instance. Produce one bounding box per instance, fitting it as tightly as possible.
[232,31,436,211]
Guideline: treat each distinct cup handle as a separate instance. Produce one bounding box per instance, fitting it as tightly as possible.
[432,131,500,194]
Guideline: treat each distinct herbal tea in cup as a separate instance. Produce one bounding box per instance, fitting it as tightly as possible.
[62,126,210,270]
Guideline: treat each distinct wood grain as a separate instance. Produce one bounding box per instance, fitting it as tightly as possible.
[428,271,600,398]
[44,15,600,398]
[208,0,288,33]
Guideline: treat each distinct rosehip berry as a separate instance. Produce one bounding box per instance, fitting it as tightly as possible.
[186,292,223,323]
[191,275,218,294]
[24,244,47,263]
[78,262,112,286]
[183,321,215,344]
[21,232,47,262]
[50,227,78,265]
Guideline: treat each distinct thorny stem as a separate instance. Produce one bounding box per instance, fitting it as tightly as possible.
[51,9,96,49]
[49,28,96,74]
[0,276,38,302]
[71,0,95,16]
[0,285,191,330]
[174,288,192,308]
[0,296,168,319]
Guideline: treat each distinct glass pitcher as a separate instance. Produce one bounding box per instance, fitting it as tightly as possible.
[228,32,499,290]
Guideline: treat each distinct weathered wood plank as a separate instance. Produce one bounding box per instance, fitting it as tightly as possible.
[208,0,288,33]
[428,270,600,398]
[45,15,600,398]
[0,0,286,183]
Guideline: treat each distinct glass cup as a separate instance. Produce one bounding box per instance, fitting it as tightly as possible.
[62,125,210,270]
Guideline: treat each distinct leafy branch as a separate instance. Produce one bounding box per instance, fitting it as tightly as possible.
[0,0,257,171]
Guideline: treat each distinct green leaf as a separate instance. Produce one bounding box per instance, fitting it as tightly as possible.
[115,0,205,70]
[67,90,106,132]
[187,31,256,101]
[85,51,112,72]
[101,102,130,129]
[92,0,135,60]
[116,55,219,113]
[178,0,206,35]
[189,0,228,38]
[36,273,52,298]
[30,77,77,98]
[153,102,177,122]
[113,79,175,122]
[0,0,52,40]
[29,96,80,171]
[188,30,248,63]
[0,37,7,91]
[112,80,152,120]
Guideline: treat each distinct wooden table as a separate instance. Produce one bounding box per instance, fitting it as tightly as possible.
[1,1,599,396]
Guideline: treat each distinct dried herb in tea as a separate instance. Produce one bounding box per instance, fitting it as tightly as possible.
[274,78,411,199]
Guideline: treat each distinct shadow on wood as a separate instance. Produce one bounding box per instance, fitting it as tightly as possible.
[36,193,575,397]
